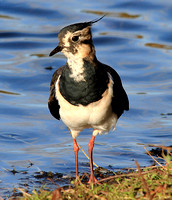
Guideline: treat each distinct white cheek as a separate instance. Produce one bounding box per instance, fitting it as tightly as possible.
[62,31,71,47]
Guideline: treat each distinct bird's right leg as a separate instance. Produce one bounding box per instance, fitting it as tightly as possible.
[73,138,79,180]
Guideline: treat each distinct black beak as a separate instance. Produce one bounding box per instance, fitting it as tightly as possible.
[49,45,63,56]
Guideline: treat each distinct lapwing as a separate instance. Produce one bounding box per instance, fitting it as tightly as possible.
[48,16,129,183]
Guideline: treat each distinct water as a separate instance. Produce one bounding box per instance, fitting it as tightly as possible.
[0,0,172,197]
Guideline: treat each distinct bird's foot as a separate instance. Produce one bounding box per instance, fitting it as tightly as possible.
[88,174,100,185]
[74,175,82,185]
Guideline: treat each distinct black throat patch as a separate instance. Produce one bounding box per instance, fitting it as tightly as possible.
[59,60,109,106]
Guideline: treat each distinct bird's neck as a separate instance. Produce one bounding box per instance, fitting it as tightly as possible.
[67,54,85,82]
[66,49,97,82]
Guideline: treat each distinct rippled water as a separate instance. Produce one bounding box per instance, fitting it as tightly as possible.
[0,0,172,197]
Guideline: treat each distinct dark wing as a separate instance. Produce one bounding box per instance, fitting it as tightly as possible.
[48,66,64,120]
[103,64,129,118]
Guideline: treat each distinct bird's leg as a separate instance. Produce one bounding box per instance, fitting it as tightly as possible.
[88,135,98,184]
[73,138,79,180]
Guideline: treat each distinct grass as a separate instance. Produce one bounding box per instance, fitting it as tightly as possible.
[5,147,172,200]
[62,165,171,200]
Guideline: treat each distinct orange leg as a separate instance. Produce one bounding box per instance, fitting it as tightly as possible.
[73,138,79,180]
[88,135,98,184]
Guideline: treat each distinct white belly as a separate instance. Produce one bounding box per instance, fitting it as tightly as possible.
[55,76,118,137]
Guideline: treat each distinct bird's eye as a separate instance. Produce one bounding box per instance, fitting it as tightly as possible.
[72,36,79,42]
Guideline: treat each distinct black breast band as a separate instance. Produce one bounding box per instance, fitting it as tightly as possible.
[59,60,109,106]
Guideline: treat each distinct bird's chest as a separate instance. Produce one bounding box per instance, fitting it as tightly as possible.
[55,76,115,131]
[59,62,109,106]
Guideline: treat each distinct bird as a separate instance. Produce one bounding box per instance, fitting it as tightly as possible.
[48,16,129,184]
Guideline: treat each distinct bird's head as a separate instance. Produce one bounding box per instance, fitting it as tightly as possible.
[49,16,104,60]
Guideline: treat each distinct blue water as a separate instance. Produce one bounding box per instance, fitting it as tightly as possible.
[0,0,172,197]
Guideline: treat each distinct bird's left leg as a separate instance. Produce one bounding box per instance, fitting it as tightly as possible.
[88,135,98,184]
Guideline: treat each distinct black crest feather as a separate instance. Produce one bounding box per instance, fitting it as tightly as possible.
[87,15,106,26]
[59,15,105,34]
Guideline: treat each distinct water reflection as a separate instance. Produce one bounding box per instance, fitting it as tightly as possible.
[83,10,140,19]
[0,90,20,95]
[145,42,172,50]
